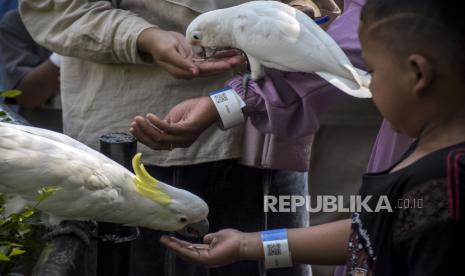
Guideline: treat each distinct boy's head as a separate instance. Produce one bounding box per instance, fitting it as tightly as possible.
[359,0,465,138]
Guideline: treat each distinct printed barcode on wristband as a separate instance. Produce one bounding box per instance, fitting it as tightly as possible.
[213,93,228,104]
[267,243,282,256]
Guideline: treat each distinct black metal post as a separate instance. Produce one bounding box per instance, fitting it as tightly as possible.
[97,132,138,276]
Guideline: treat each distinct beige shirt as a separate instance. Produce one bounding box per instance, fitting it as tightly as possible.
[19,0,253,166]
[20,0,313,171]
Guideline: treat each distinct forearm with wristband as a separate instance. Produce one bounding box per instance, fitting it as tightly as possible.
[261,229,293,269]
[208,15,330,130]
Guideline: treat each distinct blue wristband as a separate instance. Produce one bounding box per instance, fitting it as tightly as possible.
[261,229,293,269]
[261,228,288,242]
[314,15,331,25]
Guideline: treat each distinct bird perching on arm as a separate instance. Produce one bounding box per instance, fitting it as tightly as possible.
[186,0,371,98]
[0,122,209,238]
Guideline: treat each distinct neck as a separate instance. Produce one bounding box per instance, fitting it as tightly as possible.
[390,113,465,173]
[417,111,465,153]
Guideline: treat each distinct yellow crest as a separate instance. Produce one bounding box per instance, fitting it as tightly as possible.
[132,153,172,205]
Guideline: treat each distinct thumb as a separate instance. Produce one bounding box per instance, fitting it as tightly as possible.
[203,233,217,244]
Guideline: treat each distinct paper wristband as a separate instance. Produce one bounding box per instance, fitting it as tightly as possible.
[209,87,246,130]
[261,229,293,269]
[49,53,61,68]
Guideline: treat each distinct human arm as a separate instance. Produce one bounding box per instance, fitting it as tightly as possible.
[19,0,155,64]
[129,64,354,149]
[286,0,341,29]
[128,0,364,151]
[129,2,365,148]
[19,0,245,79]
[161,219,351,267]
[228,1,366,137]
[15,59,59,108]
[0,10,59,108]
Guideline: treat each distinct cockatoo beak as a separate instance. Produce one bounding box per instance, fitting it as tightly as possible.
[176,218,209,238]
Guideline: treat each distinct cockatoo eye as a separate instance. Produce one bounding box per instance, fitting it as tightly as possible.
[179,217,188,223]
[191,31,202,40]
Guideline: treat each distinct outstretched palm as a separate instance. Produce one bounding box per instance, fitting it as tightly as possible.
[130,96,218,150]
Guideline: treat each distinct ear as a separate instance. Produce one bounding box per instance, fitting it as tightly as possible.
[408,54,434,97]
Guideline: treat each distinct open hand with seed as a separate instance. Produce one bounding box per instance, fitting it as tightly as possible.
[160,229,261,267]
[192,49,246,76]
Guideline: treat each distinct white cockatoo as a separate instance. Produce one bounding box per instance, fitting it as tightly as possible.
[186,1,371,98]
[0,122,209,237]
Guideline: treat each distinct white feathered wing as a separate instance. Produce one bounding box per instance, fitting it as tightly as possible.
[187,1,371,98]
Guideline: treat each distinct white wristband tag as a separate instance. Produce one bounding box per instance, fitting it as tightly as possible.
[209,87,245,130]
[49,53,61,68]
[261,229,293,269]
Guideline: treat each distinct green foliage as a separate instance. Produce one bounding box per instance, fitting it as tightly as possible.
[0,187,59,273]
[0,89,22,123]
[0,110,11,123]
[0,90,22,98]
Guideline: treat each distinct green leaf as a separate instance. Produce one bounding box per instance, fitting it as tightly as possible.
[0,252,10,261]
[0,90,22,98]
[20,210,34,219]
[36,187,60,205]
[0,111,6,117]
[0,242,22,247]
[0,188,51,268]
[9,247,26,257]
[18,228,31,237]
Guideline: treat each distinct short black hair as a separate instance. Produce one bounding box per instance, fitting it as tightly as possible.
[361,0,465,72]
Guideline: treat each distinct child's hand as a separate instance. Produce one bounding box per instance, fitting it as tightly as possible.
[160,229,260,267]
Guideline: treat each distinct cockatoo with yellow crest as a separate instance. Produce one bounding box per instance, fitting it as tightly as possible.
[0,122,209,237]
[186,0,371,98]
